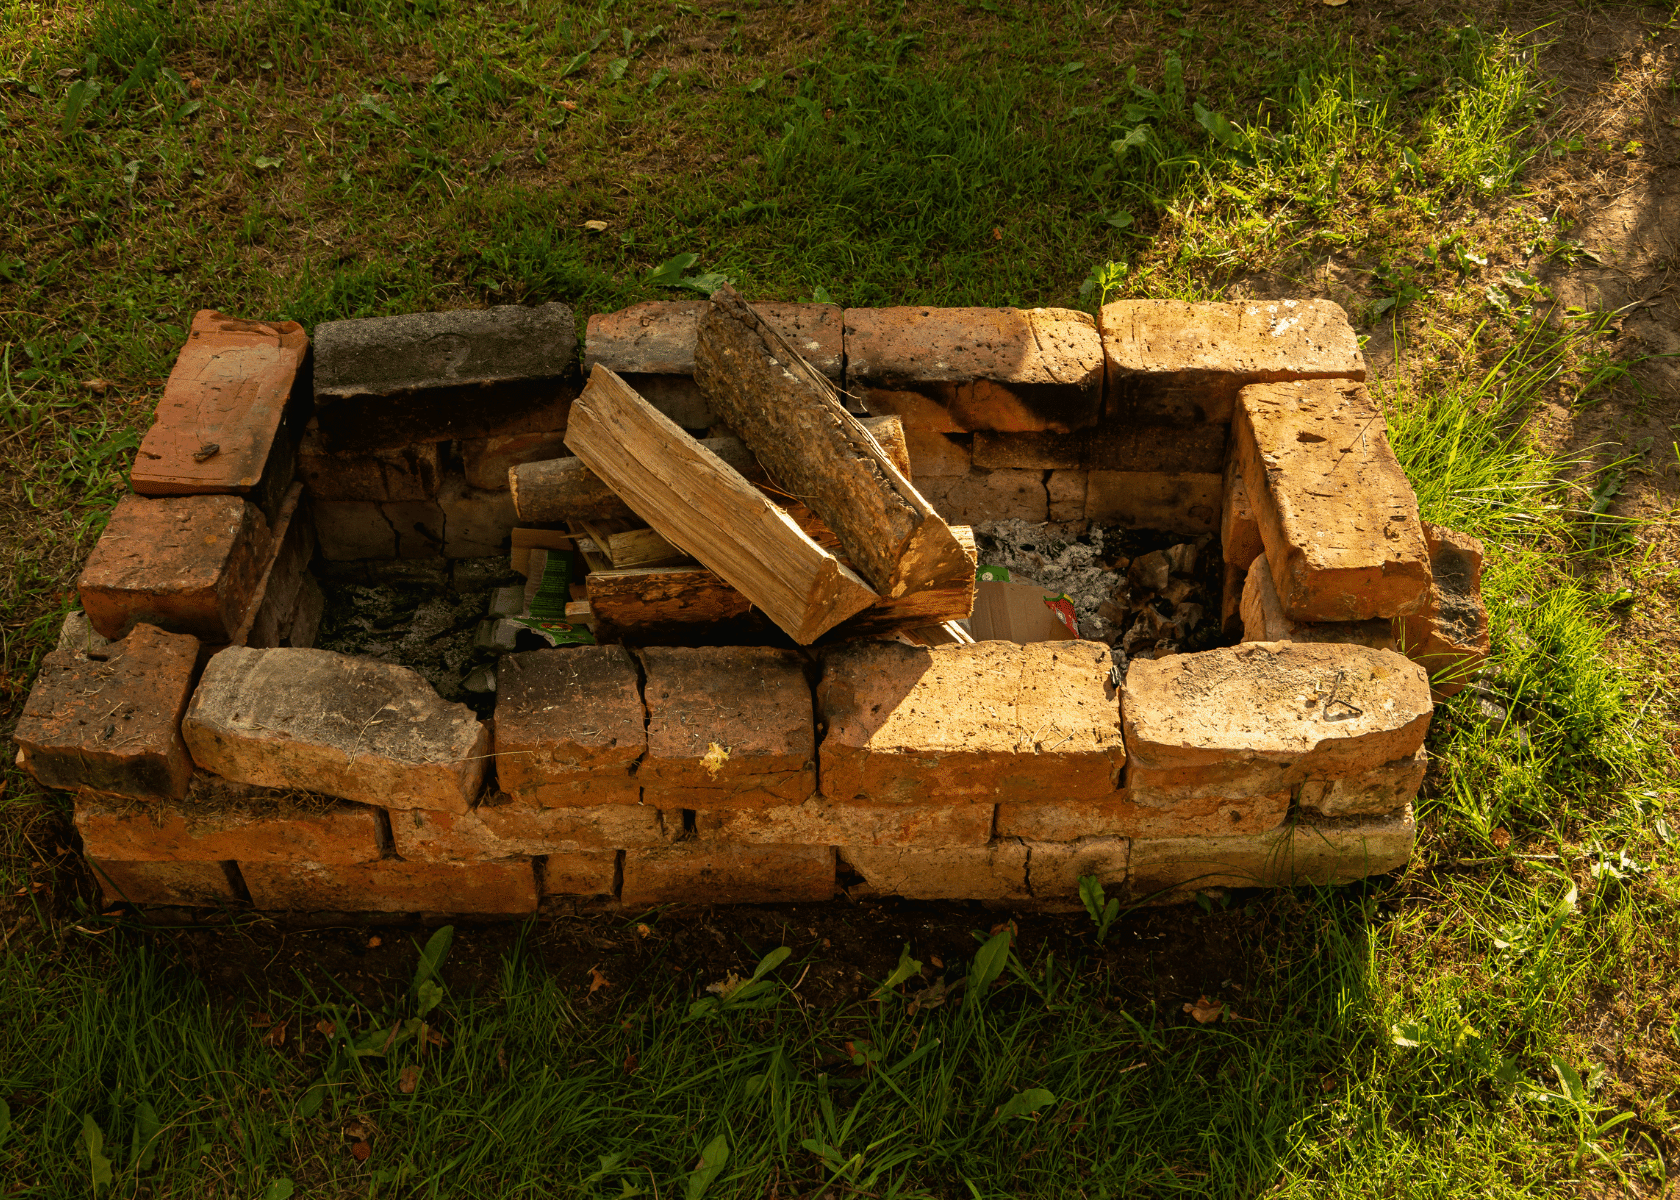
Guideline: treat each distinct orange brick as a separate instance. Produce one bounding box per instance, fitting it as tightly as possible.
[15,623,198,801]
[1298,750,1427,817]
[916,469,1047,523]
[1022,837,1129,899]
[461,429,571,490]
[845,307,1103,433]
[539,851,620,896]
[1100,298,1364,424]
[390,798,663,860]
[184,647,488,813]
[1221,459,1263,569]
[493,646,645,806]
[842,843,1029,900]
[91,859,243,907]
[818,640,1123,805]
[296,423,441,502]
[1240,554,1394,651]
[79,493,273,642]
[1234,379,1430,622]
[131,310,309,519]
[997,790,1289,840]
[1397,523,1489,700]
[1084,471,1220,533]
[237,484,318,649]
[904,429,972,478]
[620,844,836,906]
[639,646,815,809]
[74,779,381,863]
[241,859,538,913]
[681,799,994,846]
[1126,807,1415,896]
[1122,642,1432,800]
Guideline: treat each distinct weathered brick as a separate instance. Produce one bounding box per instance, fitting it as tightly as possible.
[539,851,621,896]
[1240,554,1395,651]
[1084,471,1220,533]
[184,647,488,812]
[241,859,538,913]
[905,429,973,478]
[997,789,1288,840]
[1122,642,1432,804]
[1220,561,1246,640]
[1100,298,1364,424]
[1221,459,1263,569]
[1298,750,1427,817]
[313,303,576,450]
[288,576,325,648]
[585,300,843,428]
[845,307,1103,433]
[79,493,273,642]
[620,844,836,905]
[1047,470,1087,523]
[1127,806,1415,896]
[297,423,441,502]
[437,474,518,557]
[91,859,242,907]
[239,484,318,649]
[1234,379,1430,621]
[493,646,645,806]
[1022,836,1128,899]
[1397,523,1489,699]
[74,779,381,863]
[461,429,571,491]
[842,842,1029,900]
[916,469,1047,523]
[818,640,1124,805]
[680,799,994,846]
[132,310,309,521]
[390,797,663,859]
[55,611,115,659]
[639,647,815,808]
[313,500,398,560]
[15,624,198,802]
[973,425,1227,474]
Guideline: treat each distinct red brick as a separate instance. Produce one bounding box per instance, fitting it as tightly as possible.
[1022,837,1128,899]
[1084,471,1220,533]
[74,778,381,863]
[842,843,1028,900]
[539,851,620,896]
[620,844,836,906]
[1234,379,1430,622]
[1100,298,1364,424]
[1298,750,1427,817]
[390,798,663,860]
[1397,523,1489,699]
[312,500,398,560]
[241,859,537,913]
[916,469,1047,523]
[91,859,242,907]
[973,425,1227,474]
[1220,561,1245,640]
[845,307,1103,433]
[236,484,318,649]
[1048,470,1086,523]
[183,647,489,813]
[297,423,441,502]
[131,310,308,519]
[681,799,994,846]
[79,493,273,642]
[905,429,973,478]
[15,623,198,801]
[1126,806,1415,896]
[437,474,517,557]
[1122,643,1432,801]
[1221,459,1263,569]
[817,640,1124,805]
[997,789,1289,840]
[1240,554,1395,651]
[493,646,645,806]
[461,429,571,491]
[639,646,815,809]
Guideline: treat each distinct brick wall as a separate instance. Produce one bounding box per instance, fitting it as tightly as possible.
[13,296,1487,915]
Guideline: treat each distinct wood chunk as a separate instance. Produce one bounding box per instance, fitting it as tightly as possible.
[587,565,751,628]
[579,524,690,569]
[1234,379,1430,621]
[563,366,878,644]
[693,287,975,625]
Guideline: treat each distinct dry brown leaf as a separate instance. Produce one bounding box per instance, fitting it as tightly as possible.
[367,936,382,948]
[1491,827,1512,850]
[623,1051,639,1075]
[343,1120,367,1139]
[1184,996,1223,1024]
[560,100,577,110]
[316,1018,337,1038]
[635,922,652,938]
[351,1140,371,1162]
[991,226,1003,241]
[81,378,111,394]
[929,955,944,969]
[426,1027,447,1047]
[262,1021,288,1048]
[398,1065,419,1094]
[250,1011,273,1028]
[583,219,610,232]
[588,966,610,995]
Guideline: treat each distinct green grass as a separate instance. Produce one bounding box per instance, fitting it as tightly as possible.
[4,0,1680,1195]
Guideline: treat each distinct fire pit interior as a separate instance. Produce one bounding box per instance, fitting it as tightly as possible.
[13,292,1490,917]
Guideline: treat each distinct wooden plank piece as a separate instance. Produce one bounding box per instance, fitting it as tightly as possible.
[586,566,751,628]
[564,366,878,644]
[692,286,974,621]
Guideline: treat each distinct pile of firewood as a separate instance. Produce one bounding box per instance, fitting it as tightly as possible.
[508,288,977,646]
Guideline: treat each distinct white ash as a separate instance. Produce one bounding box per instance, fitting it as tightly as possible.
[971,520,1127,640]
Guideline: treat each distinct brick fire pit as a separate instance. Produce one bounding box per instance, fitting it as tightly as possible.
[13,298,1486,916]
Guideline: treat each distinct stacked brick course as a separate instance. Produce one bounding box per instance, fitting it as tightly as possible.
[14,295,1487,915]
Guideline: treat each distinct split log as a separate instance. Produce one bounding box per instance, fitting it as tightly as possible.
[510,416,910,524]
[692,286,974,626]
[564,366,878,644]
[579,524,691,569]
[586,565,751,629]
